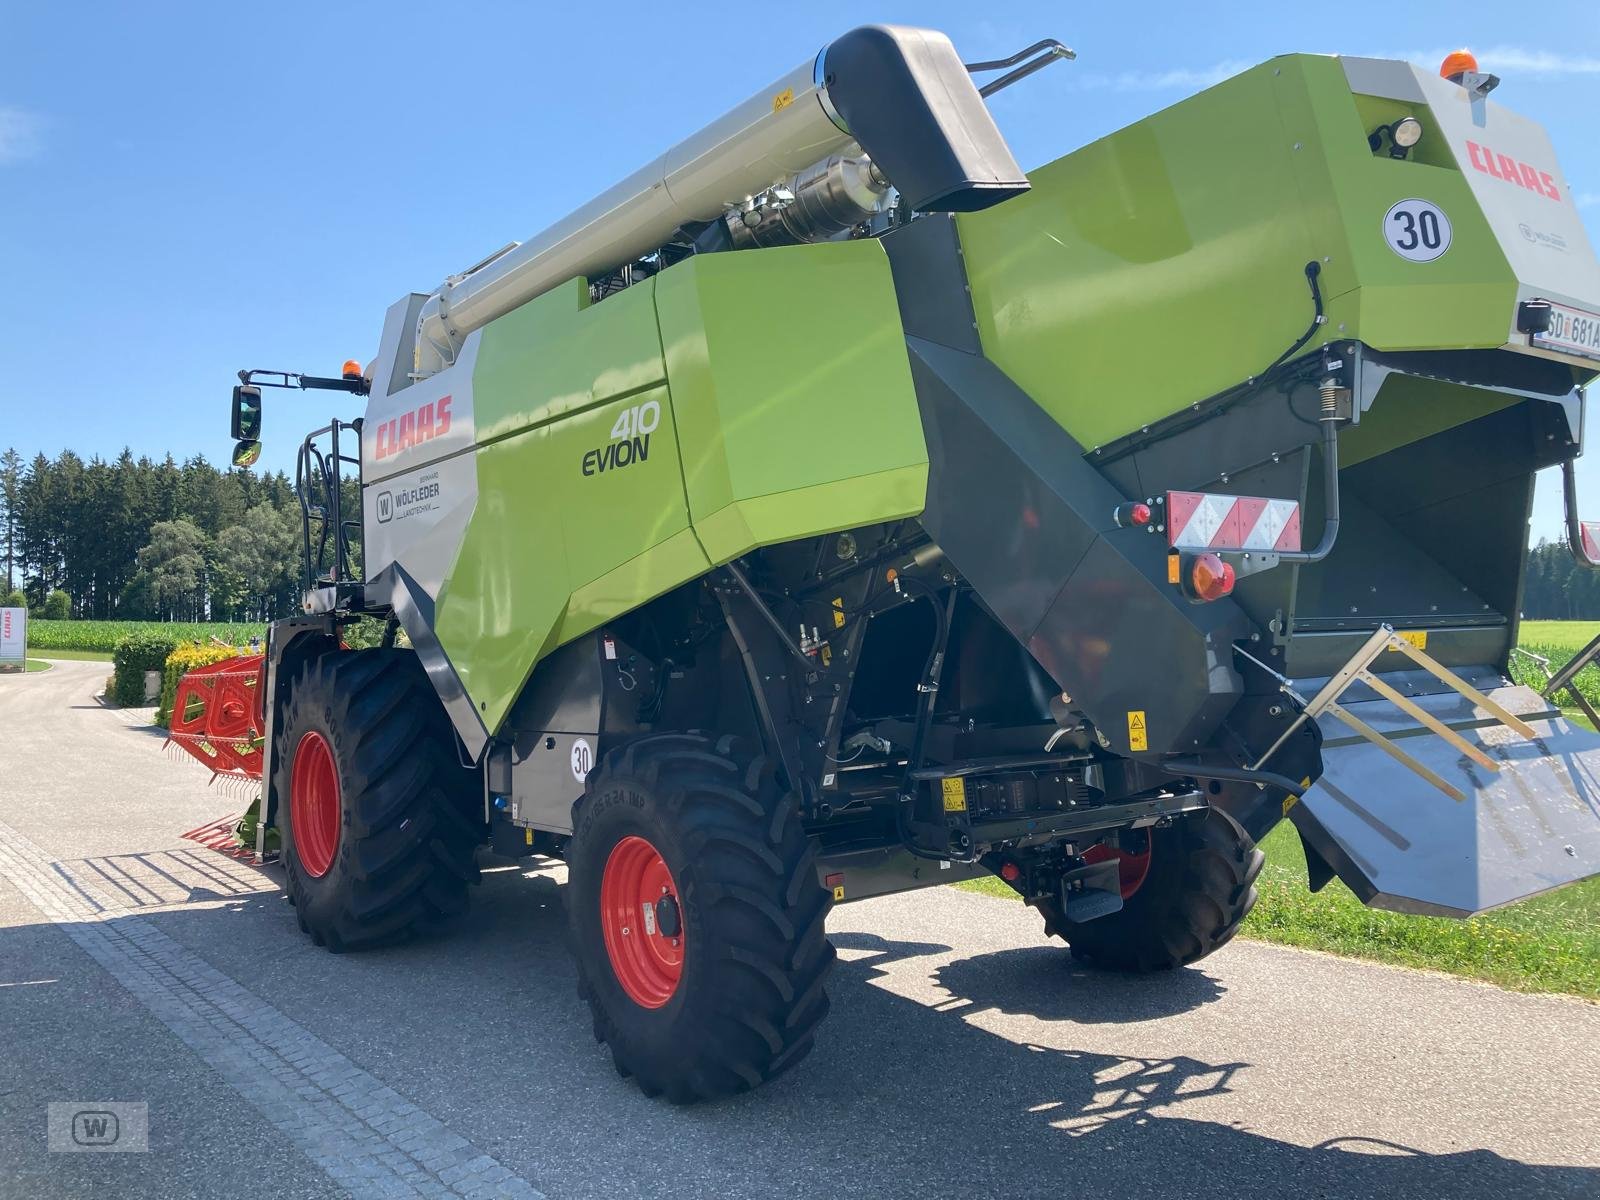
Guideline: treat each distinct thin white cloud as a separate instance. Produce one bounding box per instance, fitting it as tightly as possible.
[1068,59,1254,93]
[0,107,41,164]
[1576,192,1600,210]
[1399,47,1600,77]
[1064,45,1600,95]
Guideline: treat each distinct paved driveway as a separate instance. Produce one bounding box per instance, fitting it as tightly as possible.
[2,659,1597,1198]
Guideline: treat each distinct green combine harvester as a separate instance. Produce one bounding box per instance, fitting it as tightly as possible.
[210,28,1600,1101]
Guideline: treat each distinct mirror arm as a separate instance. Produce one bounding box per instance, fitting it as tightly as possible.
[237,368,370,397]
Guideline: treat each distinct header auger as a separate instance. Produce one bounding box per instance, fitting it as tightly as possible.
[188,27,1600,1101]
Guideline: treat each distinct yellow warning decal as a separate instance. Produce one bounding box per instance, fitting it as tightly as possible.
[832,885,846,901]
[1167,553,1181,585]
[772,88,795,112]
[1127,710,1148,752]
[1389,629,1427,651]
[1281,776,1312,817]
[524,827,534,845]
[942,777,967,812]
[832,597,846,629]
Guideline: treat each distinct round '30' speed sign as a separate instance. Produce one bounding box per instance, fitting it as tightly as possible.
[1384,198,1452,263]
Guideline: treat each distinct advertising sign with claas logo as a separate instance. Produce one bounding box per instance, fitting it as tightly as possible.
[0,606,26,672]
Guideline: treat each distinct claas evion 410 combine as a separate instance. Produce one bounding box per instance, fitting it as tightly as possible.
[187,27,1600,1101]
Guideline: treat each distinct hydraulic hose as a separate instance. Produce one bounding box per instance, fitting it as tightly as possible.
[1248,260,1343,565]
[1270,411,1341,564]
[895,582,968,862]
[1159,759,1309,799]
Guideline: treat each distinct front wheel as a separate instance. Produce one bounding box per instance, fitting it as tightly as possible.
[274,649,482,951]
[1037,810,1264,971]
[567,734,835,1103]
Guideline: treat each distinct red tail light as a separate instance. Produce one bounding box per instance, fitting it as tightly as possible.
[1187,552,1235,603]
[1113,500,1154,528]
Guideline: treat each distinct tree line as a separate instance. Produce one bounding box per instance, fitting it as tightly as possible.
[1521,539,1600,620]
[4,444,1600,625]
[0,448,305,621]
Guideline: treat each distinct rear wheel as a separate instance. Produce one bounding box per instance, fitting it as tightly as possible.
[568,733,835,1103]
[1038,810,1263,971]
[275,649,482,951]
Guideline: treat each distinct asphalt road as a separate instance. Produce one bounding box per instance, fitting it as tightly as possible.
[2,658,1598,1200]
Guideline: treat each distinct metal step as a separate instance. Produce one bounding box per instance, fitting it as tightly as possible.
[1250,625,1600,916]
[1289,678,1600,916]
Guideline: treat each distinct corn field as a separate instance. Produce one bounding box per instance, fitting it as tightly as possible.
[27,620,266,654]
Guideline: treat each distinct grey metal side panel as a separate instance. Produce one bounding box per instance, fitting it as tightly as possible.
[1291,684,1600,916]
[880,215,982,354]
[503,639,603,835]
[1339,56,1428,104]
[906,334,1251,757]
[370,565,490,762]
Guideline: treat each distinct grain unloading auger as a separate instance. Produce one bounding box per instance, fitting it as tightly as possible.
[197,28,1600,1099]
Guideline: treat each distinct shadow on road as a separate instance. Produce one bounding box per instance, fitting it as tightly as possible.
[5,850,1595,1200]
[816,926,1596,1199]
[929,940,1228,1023]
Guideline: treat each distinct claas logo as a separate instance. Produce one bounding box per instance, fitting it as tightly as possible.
[1464,140,1560,202]
[375,395,453,461]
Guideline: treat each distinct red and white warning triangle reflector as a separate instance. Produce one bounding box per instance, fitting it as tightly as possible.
[1167,491,1302,553]
[1579,521,1600,564]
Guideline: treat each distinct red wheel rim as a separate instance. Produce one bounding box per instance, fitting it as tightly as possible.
[599,835,684,1009]
[290,730,340,878]
[1085,836,1152,900]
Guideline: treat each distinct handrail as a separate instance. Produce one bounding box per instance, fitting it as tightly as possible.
[1561,457,1600,567]
[295,419,364,592]
[964,39,1075,97]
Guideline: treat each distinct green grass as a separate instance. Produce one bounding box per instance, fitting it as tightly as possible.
[27,619,265,655]
[29,647,113,662]
[24,659,52,673]
[957,620,1600,999]
[1241,825,1600,998]
[1517,620,1600,652]
[958,831,1600,998]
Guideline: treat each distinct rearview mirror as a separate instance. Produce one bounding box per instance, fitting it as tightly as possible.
[231,384,262,440]
[232,439,262,469]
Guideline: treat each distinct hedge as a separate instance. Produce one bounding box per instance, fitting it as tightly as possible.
[155,642,249,728]
[110,631,181,706]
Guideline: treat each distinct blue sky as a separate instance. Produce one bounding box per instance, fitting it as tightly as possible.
[2,1,1596,538]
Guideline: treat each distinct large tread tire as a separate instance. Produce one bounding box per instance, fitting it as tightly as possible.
[275,649,482,952]
[568,733,835,1103]
[1039,810,1264,972]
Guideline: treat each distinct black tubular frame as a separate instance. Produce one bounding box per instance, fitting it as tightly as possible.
[295,419,364,592]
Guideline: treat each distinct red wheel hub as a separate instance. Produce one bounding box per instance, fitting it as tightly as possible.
[289,730,341,878]
[599,835,684,1009]
[1085,836,1152,900]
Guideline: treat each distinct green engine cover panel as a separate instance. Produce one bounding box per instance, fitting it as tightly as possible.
[657,240,927,564]
[434,239,927,732]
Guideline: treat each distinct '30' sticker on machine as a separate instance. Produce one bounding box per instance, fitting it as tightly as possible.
[1383,198,1452,263]
[570,738,594,782]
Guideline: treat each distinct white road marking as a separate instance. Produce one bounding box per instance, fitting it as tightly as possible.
[0,816,544,1200]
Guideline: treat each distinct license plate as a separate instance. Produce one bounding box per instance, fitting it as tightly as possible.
[1531,300,1600,361]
